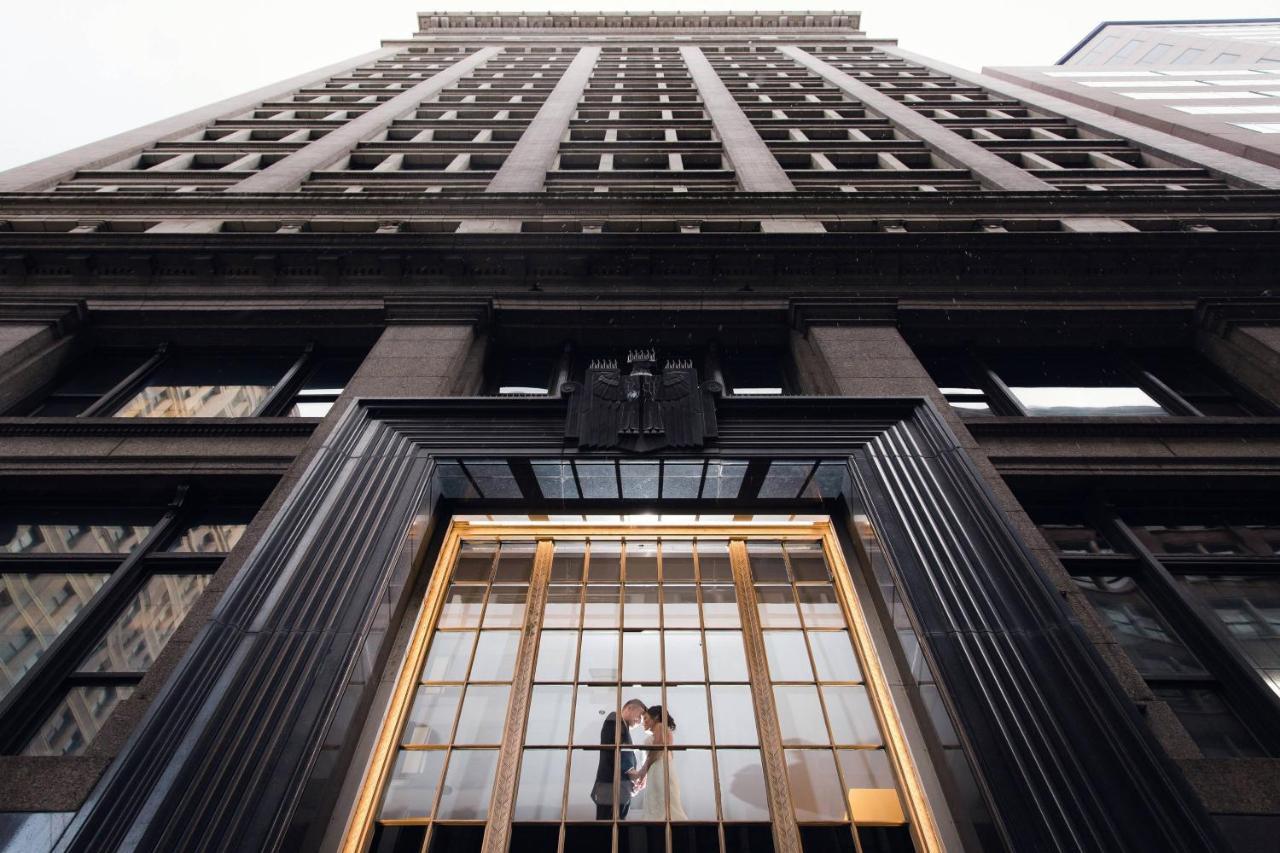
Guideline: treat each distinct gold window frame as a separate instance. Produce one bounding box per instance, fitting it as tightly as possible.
[341,519,945,853]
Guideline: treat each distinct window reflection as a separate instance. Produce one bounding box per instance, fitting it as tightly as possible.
[1,573,109,700]
[1,522,152,554]
[167,521,248,553]
[112,353,292,418]
[78,574,210,673]
[1073,576,1205,677]
[23,684,134,757]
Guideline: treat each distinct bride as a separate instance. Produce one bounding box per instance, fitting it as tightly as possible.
[629,705,687,821]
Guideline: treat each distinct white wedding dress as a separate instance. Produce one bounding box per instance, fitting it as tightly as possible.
[639,733,687,820]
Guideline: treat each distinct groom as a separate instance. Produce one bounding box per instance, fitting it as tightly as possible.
[593,698,647,820]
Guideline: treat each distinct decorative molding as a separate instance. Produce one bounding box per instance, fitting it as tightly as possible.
[54,397,1227,853]
[382,296,493,326]
[0,299,86,334]
[789,297,898,329]
[1,236,1277,296]
[0,417,319,438]
[416,11,861,32]
[1199,298,1280,335]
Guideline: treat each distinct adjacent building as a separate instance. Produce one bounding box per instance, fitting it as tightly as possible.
[0,11,1279,853]
[988,18,1280,168]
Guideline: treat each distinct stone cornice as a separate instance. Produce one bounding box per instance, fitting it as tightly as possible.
[1198,298,1280,334]
[1,189,1278,221]
[415,11,862,32]
[0,299,85,332]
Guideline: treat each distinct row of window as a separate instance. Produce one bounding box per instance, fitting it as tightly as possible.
[0,504,254,756]
[5,340,1274,419]
[1035,508,1280,758]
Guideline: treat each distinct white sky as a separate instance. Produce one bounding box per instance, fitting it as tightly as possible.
[1,1,1277,172]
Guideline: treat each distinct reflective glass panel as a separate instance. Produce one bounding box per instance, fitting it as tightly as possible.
[796,585,845,628]
[23,684,133,757]
[453,684,511,744]
[421,631,474,682]
[468,631,520,681]
[710,685,758,745]
[573,686,619,744]
[787,749,848,821]
[579,632,620,682]
[774,685,827,744]
[1179,575,1280,697]
[167,520,248,553]
[526,685,574,744]
[700,586,740,628]
[823,686,882,746]
[437,588,485,628]
[403,685,462,745]
[756,585,801,628]
[664,684,711,745]
[809,631,862,682]
[436,749,500,818]
[1,573,109,699]
[664,631,706,682]
[515,749,567,820]
[715,749,770,820]
[763,631,814,681]
[704,632,749,682]
[1074,576,1205,677]
[623,631,662,682]
[1,522,151,554]
[78,574,210,673]
[380,750,445,819]
[662,585,700,628]
[534,630,577,682]
[112,353,291,418]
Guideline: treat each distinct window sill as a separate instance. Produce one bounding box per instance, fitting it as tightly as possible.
[962,416,1280,439]
[0,417,321,438]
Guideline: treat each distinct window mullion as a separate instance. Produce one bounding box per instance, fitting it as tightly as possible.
[478,537,554,853]
[727,539,802,853]
[1115,351,1202,417]
[252,343,315,416]
[79,342,171,417]
[965,349,1027,417]
[1099,509,1280,754]
[0,490,187,752]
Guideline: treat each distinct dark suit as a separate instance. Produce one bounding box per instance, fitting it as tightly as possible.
[593,711,635,819]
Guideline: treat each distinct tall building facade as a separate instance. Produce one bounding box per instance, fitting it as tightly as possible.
[0,11,1279,853]
[988,19,1280,169]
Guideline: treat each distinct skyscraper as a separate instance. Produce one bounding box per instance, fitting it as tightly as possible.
[0,11,1278,853]
[988,18,1280,169]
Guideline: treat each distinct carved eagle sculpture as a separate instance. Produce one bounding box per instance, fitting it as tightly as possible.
[564,350,719,452]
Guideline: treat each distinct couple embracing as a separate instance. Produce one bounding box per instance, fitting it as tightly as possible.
[592,698,687,820]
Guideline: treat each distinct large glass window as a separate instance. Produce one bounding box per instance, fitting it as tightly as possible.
[1034,502,1278,758]
[0,501,255,757]
[18,345,363,418]
[352,528,937,853]
[916,347,1270,418]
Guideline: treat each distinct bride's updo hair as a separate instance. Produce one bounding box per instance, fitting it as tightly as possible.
[647,705,677,731]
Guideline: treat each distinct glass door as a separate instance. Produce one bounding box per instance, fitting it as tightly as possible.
[342,521,942,853]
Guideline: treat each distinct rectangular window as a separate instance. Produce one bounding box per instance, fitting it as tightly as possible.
[1139,44,1173,64]
[346,524,942,852]
[915,346,1269,419]
[0,499,256,756]
[1173,48,1205,65]
[19,346,363,418]
[1033,501,1276,758]
[1106,40,1145,65]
